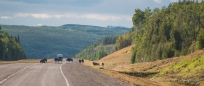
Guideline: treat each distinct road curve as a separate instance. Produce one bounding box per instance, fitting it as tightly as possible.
[0,59,130,86]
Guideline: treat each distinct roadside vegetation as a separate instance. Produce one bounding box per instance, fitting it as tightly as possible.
[83,45,204,86]
[80,0,204,86]
[74,36,117,60]
[78,1,204,63]
[129,0,204,63]
[0,26,26,61]
[160,51,204,79]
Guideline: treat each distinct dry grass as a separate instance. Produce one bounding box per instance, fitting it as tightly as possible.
[82,59,160,86]
[100,45,134,70]
[82,45,204,86]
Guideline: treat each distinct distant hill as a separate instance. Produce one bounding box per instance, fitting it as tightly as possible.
[1,24,130,58]
[74,36,117,60]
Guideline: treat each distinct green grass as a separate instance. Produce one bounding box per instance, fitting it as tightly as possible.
[160,53,204,78]
[75,44,116,60]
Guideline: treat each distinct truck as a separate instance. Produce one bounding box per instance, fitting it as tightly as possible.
[57,54,63,61]
[57,54,63,58]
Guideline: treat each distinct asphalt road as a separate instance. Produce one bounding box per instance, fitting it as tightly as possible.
[0,59,130,86]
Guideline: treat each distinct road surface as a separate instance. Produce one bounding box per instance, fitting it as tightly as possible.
[0,59,130,86]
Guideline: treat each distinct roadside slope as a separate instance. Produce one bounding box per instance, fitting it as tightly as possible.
[100,45,134,69]
[83,45,204,86]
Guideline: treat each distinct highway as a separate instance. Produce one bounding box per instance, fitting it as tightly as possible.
[0,59,130,86]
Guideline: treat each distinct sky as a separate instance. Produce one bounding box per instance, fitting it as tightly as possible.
[0,0,179,28]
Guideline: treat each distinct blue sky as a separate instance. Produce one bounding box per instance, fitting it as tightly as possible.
[0,0,179,27]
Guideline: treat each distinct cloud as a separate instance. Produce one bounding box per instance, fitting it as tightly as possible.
[53,14,78,18]
[15,13,51,18]
[3,0,103,7]
[15,13,124,21]
[31,14,52,19]
[0,0,171,27]
[55,13,122,21]
[154,0,162,3]
[15,13,52,19]
[1,16,12,19]
[37,24,43,26]
[80,14,121,21]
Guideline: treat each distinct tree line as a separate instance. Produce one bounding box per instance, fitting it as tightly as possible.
[0,26,26,60]
[74,36,117,60]
[115,0,204,63]
[2,25,129,58]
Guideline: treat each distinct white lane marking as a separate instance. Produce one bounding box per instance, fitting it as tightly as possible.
[60,64,69,86]
[0,64,36,84]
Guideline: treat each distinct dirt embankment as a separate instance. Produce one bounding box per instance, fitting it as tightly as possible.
[82,45,204,86]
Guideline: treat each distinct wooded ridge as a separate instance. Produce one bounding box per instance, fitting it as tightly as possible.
[129,0,204,63]
[1,24,130,58]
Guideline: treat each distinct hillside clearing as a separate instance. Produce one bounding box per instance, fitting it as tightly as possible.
[82,45,204,86]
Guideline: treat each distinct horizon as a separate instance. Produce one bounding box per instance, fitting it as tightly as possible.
[0,23,131,28]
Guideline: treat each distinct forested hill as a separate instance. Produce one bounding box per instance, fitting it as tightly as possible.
[75,36,117,60]
[0,26,26,61]
[131,1,204,63]
[115,1,204,63]
[1,24,130,58]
